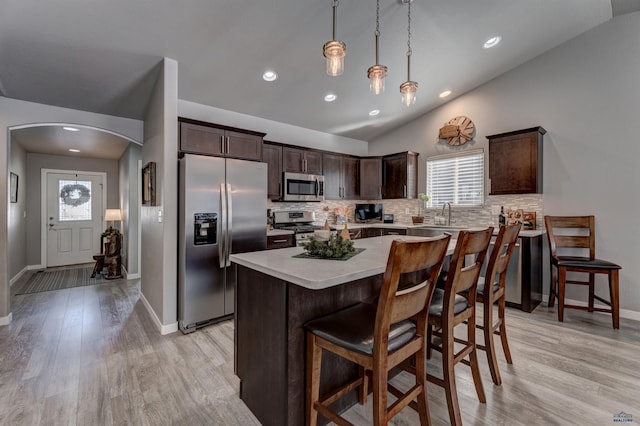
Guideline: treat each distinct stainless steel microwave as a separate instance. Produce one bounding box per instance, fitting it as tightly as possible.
[283,172,324,202]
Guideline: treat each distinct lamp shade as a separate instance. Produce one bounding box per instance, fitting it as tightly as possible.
[104,209,122,221]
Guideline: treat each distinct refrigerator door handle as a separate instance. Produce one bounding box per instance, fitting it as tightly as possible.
[225,183,233,267]
[219,182,227,268]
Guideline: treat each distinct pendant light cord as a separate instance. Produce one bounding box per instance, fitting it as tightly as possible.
[375,0,380,65]
[332,0,339,40]
[406,0,412,81]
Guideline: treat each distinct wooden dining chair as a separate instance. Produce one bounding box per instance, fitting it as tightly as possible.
[426,227,493,426]
[545,215,622,329]
[476,223,521,385]
[305,234,451,426]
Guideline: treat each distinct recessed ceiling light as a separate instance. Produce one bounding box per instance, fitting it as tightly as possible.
[68,149,81,153]
[262,70,278,81]
[368,109,380,116]
[439,90,452,98]
[324,93,337,102]
[63,126,79,132]
[483,36,501,49]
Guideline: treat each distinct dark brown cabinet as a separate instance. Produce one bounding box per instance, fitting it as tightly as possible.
[488,126,545,195]
[283,147,323,174]
[359,157,382,200]
[263,142,283,200]
[322,153,359,200]
[179,119,264,161]
[381,152,418,199]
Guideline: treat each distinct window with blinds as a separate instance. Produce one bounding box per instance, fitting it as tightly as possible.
[426,150,484,207]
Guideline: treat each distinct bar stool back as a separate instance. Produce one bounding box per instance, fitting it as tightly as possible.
[305,234,451,426]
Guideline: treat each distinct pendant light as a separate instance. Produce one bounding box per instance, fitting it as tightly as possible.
[323,0,346,77]
[367,0,387,94]
[400,0,418,106]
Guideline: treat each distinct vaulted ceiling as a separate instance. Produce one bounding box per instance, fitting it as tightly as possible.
[2,0,637,156]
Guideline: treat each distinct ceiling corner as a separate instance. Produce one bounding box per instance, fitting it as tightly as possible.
[611,0,640,16]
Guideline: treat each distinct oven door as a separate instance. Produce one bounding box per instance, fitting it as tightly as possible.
[283,172,324,202]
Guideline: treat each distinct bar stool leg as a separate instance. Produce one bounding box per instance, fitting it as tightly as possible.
[548,265,557,308]
[610,269,620,329]
[557,267,567,322]
[498,295,513,364]
[468,313,486,403]
[442,326,462,426]
[484,296,502,385]
[306,333,322,426]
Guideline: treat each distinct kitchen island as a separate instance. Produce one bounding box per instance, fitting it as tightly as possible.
[230,235,455,426]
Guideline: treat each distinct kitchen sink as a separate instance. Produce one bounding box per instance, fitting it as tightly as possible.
[406,225,464,238]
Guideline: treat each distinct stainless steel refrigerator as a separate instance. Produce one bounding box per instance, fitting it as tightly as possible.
[178,153,267,333]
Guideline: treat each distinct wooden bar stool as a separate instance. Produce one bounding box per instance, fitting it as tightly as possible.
[305,234,451,426]
[426,228,493,426]
[476,223,521,385]
[545,215,622,329]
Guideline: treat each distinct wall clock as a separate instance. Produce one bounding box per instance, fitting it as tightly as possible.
[438,116,475,146]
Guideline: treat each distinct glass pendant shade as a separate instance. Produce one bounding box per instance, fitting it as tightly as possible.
[323,40,346,76]
[368,64,387,95]
[400,80,418,106]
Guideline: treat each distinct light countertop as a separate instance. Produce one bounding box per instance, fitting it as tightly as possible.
[266,229,294,237]
[231,235,456,291]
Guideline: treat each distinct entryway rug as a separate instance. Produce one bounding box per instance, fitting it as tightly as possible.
[15,266,117,295]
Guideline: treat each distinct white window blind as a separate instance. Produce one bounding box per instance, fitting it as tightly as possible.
[426,150,484,207]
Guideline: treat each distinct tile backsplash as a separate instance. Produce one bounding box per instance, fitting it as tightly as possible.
[268,194,544,229]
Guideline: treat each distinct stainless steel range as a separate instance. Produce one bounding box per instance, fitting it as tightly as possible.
[272,210,324,245]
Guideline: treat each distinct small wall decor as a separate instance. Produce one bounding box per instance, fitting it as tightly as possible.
[10,172,18,203]
[439,116,475,146]
[142,162,156,206]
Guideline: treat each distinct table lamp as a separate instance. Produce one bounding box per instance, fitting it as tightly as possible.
[104,209,122,232]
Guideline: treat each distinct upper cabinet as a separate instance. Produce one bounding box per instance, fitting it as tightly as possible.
[488,126,546,195]
[263,142,283,200]
[283,147,323,175]
[382,152,418,199]
[179,119,264,162]
[322,153,359,200]
[359,157,382,200]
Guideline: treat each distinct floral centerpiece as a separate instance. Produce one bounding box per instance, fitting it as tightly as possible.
[300,234,356,259]
[412,193,430,224]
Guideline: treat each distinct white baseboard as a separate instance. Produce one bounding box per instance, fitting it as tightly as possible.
[9,266,28,286]
[139,291,178,335]
[126,273,141,280]
[542,293,640,322]
[28,264,44,270]
[0,312,12,326]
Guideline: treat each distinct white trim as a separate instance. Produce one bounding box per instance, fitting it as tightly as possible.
[40,169,108,268]
[139,291,178,335]
[137,159,142,276]
[121,264,140,280]
[9,266,28,286]
[542,293,640,322]
[0,312,12,326]
[27,264,45,270]
[9,122,142,146]
[427,148,484,161]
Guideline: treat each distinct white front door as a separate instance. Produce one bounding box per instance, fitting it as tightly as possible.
[46,172,105,267]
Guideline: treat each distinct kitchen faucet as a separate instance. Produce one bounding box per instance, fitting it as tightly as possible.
[441,202,452,226]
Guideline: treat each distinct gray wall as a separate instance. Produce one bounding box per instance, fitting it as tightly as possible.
[8,142,27,281]
[25,153,120,267]
[119,143,141,276]
[370,12,640,314]
[141,58,178,330]
[0,96,143,323]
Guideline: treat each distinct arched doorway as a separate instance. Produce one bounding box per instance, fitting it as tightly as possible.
[6,122,142,319]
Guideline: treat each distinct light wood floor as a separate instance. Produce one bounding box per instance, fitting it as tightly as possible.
[2,272,639,425]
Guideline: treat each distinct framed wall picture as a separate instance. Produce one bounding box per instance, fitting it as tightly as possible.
[142,162,156,206]
[10,172,18,203]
